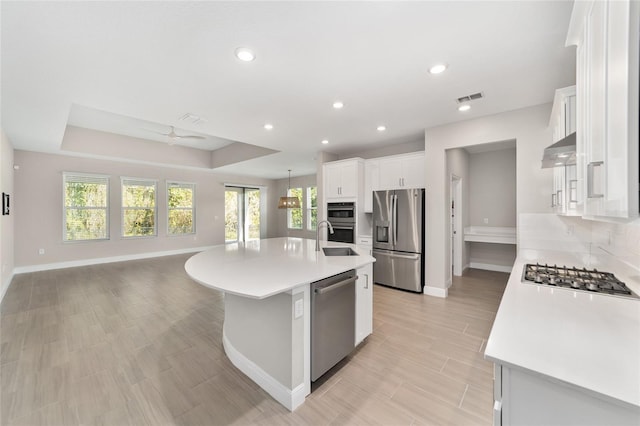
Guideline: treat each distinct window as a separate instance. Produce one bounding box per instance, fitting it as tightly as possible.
[167,182,195,235]
[306,186,317,230]
[122,178,157,237]
[287,187,303,229]
[63,173,109,241]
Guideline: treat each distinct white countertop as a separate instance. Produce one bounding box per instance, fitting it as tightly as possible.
[485,249,640,408]
[184,237,375,299]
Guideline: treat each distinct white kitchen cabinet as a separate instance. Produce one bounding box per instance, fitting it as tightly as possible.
[323,159,362,200]
[567,0,639,220]
[493,363,639,426]
[377,152,425,190]
[355,263,373,346]
[363,159,379,213]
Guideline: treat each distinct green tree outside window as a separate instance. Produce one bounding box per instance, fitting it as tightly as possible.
[287,188,303,229]
[122,179,156,237]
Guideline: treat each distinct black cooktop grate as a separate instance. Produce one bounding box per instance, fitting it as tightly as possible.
[522,263,638,298]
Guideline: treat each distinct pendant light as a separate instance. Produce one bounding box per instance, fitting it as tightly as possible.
[278,170,301,209]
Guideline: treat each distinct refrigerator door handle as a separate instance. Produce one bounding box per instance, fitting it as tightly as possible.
[392,194,398,246]
[372,249,420,261]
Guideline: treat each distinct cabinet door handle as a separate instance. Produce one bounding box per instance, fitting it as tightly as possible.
[551,193,556,207]
[556,189,562,205]
[364,273,369,289]
[587,161,604,198]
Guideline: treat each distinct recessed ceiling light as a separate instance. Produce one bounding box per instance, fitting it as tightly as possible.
[235,47,255,62]
[458,104,471,112]
[558,154,568,158]
[377,125,386,132]
[264,123,273,130]
[429,63,447,74]
[555,162,564,166]
[333,101,344,109]
[321,139,329,145]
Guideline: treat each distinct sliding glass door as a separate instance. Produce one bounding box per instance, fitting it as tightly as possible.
[225,186,261,243]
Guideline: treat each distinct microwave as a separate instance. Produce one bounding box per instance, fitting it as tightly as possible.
[327,202,355,224]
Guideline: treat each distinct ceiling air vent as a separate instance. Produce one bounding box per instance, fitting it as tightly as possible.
[456,92,484,103]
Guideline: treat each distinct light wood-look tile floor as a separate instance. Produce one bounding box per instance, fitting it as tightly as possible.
[1,254,508,425]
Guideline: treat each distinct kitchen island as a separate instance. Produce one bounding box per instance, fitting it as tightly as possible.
[184,237,375,411]
[485,249,640,425]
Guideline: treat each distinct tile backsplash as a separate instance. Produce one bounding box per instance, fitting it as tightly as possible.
[519,213,640,272]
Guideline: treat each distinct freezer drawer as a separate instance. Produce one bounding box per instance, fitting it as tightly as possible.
[372,249,422,293]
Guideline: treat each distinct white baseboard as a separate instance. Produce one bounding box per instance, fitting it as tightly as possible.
[13,246,216,274]
[223,328,305,412]
[423,285,448,298]
[0,272,15,306]
[469,262,513,273]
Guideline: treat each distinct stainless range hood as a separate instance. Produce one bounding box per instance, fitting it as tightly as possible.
[541,132,576,168]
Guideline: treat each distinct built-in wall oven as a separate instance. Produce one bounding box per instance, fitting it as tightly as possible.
[327,202,356,244]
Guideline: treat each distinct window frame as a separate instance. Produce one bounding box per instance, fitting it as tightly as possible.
[166,181,196,236]
[306,186,318,231]
[121,177,158,238]
[286,187,303,230]
[63,172,110,242]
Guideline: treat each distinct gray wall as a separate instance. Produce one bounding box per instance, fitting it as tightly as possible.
[1,130,15,301]
[274,174,317,240]
[13,150,278,268]
[469,148,517,227]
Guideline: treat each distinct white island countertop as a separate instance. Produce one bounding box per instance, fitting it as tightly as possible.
[485,249,640,409]
[185,237,375,299]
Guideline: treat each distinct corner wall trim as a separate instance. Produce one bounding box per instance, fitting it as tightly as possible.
[469,262,513,273]
[423,285,448,298]
[223,327,305,412]
[13,246,216,274]
[0,272,15,306]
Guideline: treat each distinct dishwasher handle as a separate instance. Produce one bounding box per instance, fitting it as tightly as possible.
[314,275,356,295]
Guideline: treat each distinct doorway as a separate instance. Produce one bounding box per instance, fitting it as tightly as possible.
[450,175,462,279]
[225,186,261,243]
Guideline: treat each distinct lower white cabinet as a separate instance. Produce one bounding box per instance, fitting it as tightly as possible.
[493,364,639,426]
[355,263,373,346]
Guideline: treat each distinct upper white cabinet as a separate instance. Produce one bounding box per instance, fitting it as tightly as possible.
[376,152,425,191]
[567,0,639,220]
[323,159,363,200]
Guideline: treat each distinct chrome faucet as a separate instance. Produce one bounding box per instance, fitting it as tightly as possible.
[316,220,334,251]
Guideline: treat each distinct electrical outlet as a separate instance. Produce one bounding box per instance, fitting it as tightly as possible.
[38,248,45,255]
[483,218,489,224]
[566,225,574,236]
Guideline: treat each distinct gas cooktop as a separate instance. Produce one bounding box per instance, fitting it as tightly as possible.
[522,263,638,299]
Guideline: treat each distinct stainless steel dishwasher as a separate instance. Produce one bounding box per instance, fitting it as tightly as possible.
[311,269,356,382]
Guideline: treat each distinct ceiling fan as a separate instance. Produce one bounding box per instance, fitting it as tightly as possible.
[146,126,206,145]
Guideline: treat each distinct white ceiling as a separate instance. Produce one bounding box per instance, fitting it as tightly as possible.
[1,1,576,179]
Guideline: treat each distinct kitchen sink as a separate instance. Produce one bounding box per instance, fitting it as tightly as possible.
[322,247,359,256]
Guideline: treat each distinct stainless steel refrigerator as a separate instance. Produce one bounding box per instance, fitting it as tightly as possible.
[372,188,425,293]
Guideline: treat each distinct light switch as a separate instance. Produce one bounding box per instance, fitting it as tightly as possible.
[294,299,304,319]
[483,218,489,224]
